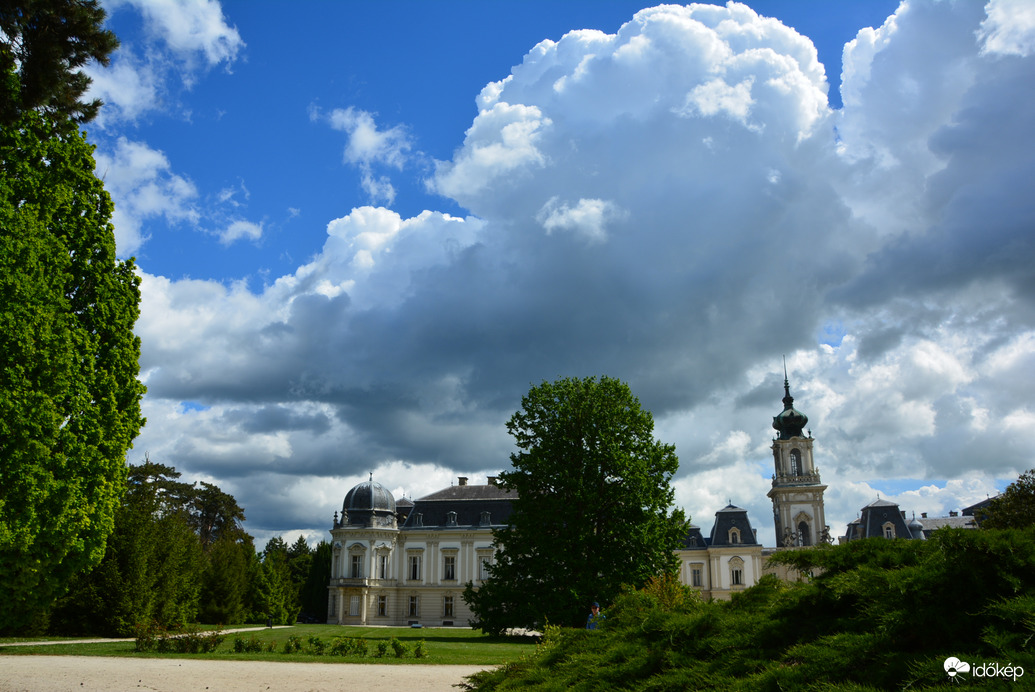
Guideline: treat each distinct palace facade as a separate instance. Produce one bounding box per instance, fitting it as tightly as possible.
[327,373,971,623]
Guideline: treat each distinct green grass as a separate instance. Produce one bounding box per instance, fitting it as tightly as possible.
[0,625,536,666]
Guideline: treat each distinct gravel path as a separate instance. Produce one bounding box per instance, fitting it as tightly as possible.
[0,655,489,691]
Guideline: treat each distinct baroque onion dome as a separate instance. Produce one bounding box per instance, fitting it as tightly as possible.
[772,372,808,440]
[341,474,397,528]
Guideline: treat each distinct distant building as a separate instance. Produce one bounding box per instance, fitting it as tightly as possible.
[841,498,979,542]
[767,371,829,547]
[675,505,763,600]
[327,475,512,626]
[328,369,981,622]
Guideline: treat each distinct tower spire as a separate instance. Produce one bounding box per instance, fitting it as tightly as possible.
[782,355,793,409]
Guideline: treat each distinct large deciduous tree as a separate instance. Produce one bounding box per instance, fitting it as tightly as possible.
[465,376,686,634]
[0,0,135,635]
[0,110,145,633]
[981,469,1035,530]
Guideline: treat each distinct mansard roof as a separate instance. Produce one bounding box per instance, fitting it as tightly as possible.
[708,504,760,546]
[844,498,915,541]
[402,478,515,529]
[680,524,708,550]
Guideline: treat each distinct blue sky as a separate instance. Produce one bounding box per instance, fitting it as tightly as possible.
[84,0,1035,547]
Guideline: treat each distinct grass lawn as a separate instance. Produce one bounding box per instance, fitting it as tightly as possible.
[0,625,536,666]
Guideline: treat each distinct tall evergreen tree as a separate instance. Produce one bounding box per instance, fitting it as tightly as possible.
[300,541,333,620]
[0,0,119,126]
[465,376,686,634]
[50,460,203,635]
[199,534,254,625]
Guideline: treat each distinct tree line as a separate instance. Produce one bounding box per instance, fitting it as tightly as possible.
[465,526,1035,690]
[42,458,331,636]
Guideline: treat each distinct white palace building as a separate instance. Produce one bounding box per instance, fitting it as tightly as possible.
[327,375,959,625]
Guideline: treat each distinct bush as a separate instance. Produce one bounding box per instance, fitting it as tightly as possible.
[282,635,303,654]
[390,637,408,658]
[375,639,390,658]
[133,620,162,652]
[135,621,223,654]
[414,639,428,659]
[306,635,326,655]
[233,635,266,653]
[330,636,368,657]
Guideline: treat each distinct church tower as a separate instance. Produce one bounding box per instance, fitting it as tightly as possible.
[766,366,828,547]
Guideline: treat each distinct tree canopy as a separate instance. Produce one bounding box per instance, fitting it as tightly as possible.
[981,468,1035,530]
[0,0,118,127]
[465,376,686,634]
[0,109,145,634]
[466,528,1035,690]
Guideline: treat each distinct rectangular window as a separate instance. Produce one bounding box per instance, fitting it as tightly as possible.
[349,595,360,616]
[409,555,422,580]
[377,595,387,617]
[731,569,743,586]
[443,596,454,618]
[408,596,419,617]
[350,554,363,579]
[379,555,388,579]
[443,555,456,581]
[479,558,491,582]
[691,567,703,587]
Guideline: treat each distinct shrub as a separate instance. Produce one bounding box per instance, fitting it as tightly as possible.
[283,635,303,654]
[306,635,326,655]
[414,639,428,659]
[135,621,223,654]
[390,637,408,658]
[133,620,162,652]
[330,636,368,657]
[233,635,265,653]
[375,639,390,657]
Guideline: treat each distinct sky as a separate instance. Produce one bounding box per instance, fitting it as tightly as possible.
[81,0,1035,549]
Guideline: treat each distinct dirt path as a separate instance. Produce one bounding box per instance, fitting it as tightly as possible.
[0,656,489,691]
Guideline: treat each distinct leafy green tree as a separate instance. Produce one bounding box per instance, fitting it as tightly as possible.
[0,0,119,127]
[465,376,686,634]
[981,468,1035,529]
[0,109,145,634]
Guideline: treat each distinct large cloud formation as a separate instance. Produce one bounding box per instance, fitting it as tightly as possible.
[131,1,1035,545]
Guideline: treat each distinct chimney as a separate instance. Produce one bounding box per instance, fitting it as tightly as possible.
[921,512,928,519]
[900,511,906,519]
[487,476,497,486]
[458,476,468,486]
[949,511,958,517]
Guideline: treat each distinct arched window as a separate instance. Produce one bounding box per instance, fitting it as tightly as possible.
[728,527,741,544]
[790,449,802,476]
[729,557,745,587]
[797,521,811,546]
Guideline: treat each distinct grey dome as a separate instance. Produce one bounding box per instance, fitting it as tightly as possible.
[344,479,396,514]
[341,478,396,527]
